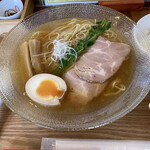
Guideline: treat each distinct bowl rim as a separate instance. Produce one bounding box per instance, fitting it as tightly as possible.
[0,4,150,131]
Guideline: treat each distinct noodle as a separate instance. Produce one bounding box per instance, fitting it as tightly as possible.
[31,19,94,47]
[31,31,48,40]
[46,20,93,46]
[103,79,126,96]
[103,30,122,42]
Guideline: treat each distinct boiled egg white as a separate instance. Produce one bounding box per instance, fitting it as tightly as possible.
[25,74,67,106]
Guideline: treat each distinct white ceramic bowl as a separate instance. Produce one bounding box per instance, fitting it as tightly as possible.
[134,14,150,53]
[0,0,23,20]
[137,14,150,31]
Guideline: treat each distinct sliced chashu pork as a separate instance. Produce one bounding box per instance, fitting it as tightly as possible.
[64,36,131,105]
[75,36,131,83]
[64,68,107,105]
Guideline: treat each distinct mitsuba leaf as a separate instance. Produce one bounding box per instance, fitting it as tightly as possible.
[106,22,112,30]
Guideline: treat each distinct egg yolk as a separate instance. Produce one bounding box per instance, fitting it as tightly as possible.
[36,79,64,99]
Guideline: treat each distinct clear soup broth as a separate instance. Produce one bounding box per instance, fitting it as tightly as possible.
[11,18,133,114]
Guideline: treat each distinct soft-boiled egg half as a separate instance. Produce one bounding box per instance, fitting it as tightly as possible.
[25,74,67,106]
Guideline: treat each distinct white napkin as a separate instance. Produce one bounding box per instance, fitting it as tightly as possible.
[41,138,150,150]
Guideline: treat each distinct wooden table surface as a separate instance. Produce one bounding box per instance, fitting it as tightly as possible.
[0,6,150,149]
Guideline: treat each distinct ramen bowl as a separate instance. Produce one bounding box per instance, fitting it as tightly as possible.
[0,4,150,131]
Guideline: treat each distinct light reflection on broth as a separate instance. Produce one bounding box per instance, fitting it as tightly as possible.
[11,18,133,114]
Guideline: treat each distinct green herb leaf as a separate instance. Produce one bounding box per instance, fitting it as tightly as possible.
[96,21,102,24]
[101,18,106,27]
[106,22,112,30]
